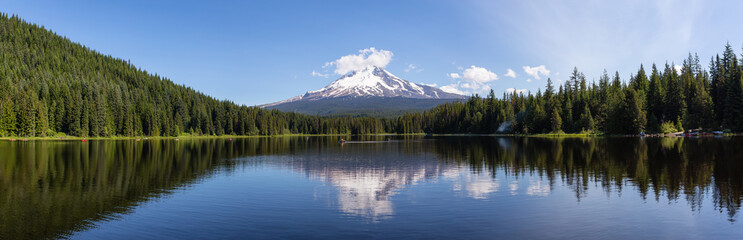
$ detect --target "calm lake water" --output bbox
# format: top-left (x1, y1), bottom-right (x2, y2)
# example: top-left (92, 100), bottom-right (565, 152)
top-left (1, 136), bottom-right (742, 239)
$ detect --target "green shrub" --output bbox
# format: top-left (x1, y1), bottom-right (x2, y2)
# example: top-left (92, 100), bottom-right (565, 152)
top-left (660, 121), bottom-right (678, 134)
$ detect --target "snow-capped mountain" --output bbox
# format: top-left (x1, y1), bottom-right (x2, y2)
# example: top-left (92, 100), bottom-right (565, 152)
top-left (263, 66), bottom-right (463, 107)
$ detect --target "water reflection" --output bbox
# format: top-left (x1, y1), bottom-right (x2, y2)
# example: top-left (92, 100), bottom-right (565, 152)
top-left (284, 141), bottom-right (444, 220)
top-left (282, 137), bottom-right (743, 222)
top-left (0, 136), bottom-right (418, 238)
top-left (430, 137), bottom-right (742, 221)
top-left (1, 136), bottom-right (742, 239)
top-left (0, 139), bottom-right (252, 239)
top-left (328, 168), bottom-right (411, 218)
top-left (443, 168), bottom-right (500, 199)
top-left (526, 180), bottom-right (551, 197)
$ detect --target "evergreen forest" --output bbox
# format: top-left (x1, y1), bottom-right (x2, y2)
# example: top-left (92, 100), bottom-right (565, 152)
top-left (2, 13), bottom-right (743, 137)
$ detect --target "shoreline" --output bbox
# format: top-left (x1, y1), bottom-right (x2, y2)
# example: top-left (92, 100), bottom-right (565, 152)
top-left (0, 134), bottom-right (353, 141)
top-left (1, 132), bottom-right (738, 141)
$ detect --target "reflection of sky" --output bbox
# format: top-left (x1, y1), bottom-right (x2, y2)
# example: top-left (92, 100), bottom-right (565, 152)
top-left (526, 180), bottom-right (551, 197)
top-left (320, 168), bottom-right (428, 219)
top-left (465, 177), bottom-right (500, 199)
top-left (73, 159), bottom-right (743, 239)
top-left (313, 164), bottom-right (557, 220)
top-left (509, 181), bottom-right (519, 195)
top-left (444, 168), bottom-right (501, 199)
top-left (68, 137), bottom-right (743, 239)
top-left (445, 168), bottom-right (553, 199)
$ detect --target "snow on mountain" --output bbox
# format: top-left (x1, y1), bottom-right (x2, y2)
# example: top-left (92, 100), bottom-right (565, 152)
top-left (263, 66), bottom-right (463, 107)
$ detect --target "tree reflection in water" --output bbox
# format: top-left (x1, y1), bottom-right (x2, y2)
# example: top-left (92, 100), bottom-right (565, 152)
top-left (283, 136), bottom-right (742, 222)
top-left (0, 136), bottom-right (741, 239)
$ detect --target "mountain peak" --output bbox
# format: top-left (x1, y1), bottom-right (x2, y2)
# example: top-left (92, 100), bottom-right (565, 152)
top-left (322, 66), bottom-right (408, 95)
top-left (307, 67), bottom-right (462, 100)
top-left (262, 67), bottom-right (464, 108)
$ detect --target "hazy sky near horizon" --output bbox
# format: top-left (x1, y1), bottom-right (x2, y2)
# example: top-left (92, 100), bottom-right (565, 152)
top-left (2, 1), bottom-right (743, 105)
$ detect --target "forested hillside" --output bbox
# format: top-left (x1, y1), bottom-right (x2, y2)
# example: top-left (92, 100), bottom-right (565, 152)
top-left (0, 13), bottom-right (395, 137)
top-left (396, 45), bottom-right (743, 134)
top-left (1, 13), bottom-right (742, 137)
top-left (267, 96), bottom-right (460, 117)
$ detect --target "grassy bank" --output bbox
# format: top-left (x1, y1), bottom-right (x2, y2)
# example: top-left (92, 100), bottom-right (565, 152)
top-left (3, 132), bottom-right (739, 142)
top-left (531, 133), bottom-right (601, 138)
top-left (0, 133), bottom-right (357, 141)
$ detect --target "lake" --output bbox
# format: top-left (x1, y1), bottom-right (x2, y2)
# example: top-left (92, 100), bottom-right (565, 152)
top-left (1, 136), bottom-right (742, 239)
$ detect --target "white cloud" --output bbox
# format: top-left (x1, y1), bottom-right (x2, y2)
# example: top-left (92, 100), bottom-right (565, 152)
top-left (324, 47), bottom-right (393, 75)
top-left (526, 181), bottom-right (550, 197)
top-left (464, 65), bottom-right (498, 83)
top-left (443, 66), bottom-right (498, 95)
top-left (405, 64), bottom-right (422, 73)
top-left (509, 180), bottom-right (519, 195)
top-left (506, 88), bottom-right (527, 94)
top-left (441, 84), bottom-right (467, 95)
top-left (523, 65), bottom-right (550, 80)
top-left (466, 178), bottom-right (500, 199)
top-left (311, 70), bottom-right (329, 78)
top-left (420, 82), bottom-right (437, 87)
top-left (505, 68), bottom-right (517, 78)
top-left (674, 65), bottom-right (683, 75)
top-left (526, 79), bottom-right (533, 82)
top-left (471, 1), bottom-right (712, 84)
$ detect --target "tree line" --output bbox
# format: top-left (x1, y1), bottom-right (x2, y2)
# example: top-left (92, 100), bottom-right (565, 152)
top-left (0, 13), bottom-right (396, 137)
top-left (398, 44), bottom-right (743, 135)
top-left (2, 13), bottom-right (743, 137)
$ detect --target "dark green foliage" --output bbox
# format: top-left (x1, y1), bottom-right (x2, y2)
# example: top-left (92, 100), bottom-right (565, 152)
top-left (2, 13), bottom-right (743, 136)
top-left (550, 107), bottom-right (562, 133)
top-left (578, 104), bottom-right (594, 132)
top-left (682, 54), bottom-right (714, 129)
top-left (0, 14), bottom-right (395, 137)
top-left (399, 43), bottom-right (743, 134)
top-left (616, 88), bottom-right (646, 134)
top-left (722, 45), bottom-right (743, 131)
top-left (646, 64), bottom-right (664, 131)
top-left (664, 63), bottom-right (686, 124)
top-left (631, 64), bottom-right (649, 94)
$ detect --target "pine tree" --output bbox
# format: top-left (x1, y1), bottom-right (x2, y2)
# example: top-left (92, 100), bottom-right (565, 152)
top-left (545, 78), bottom-right (555, 101)
top-left (614, 88), bottom-right (646, 134)
top-left (578, 105), bottom-right (594, 132)
top-left (647, 64), bottom-right (664, 132)
top-left (36, 101), bottom-right (49, 136)
top-left (550, 107), bottom-right (562, 133)
top-left (595, 70), bottom-right (610, 130)
top-left (632, 64), bottom-right (649, 95)
top-left (723, 47), bottom-right (743, 131)
top-left (0, 95), bottom-right (17, 136)
top-left (562, 96), bottom-right (573, 132)
top-left (664, 63), bottom-right (686, 124)
top-left (710, 55), bottom-right (726, 127)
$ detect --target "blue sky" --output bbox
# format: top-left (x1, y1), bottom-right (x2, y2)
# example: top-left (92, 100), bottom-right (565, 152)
top-left (2, 1), bottom-right (742, 105)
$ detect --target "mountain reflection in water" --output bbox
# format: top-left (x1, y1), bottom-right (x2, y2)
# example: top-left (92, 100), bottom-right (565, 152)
top-left (278, 136), bottom-right (742, 222)
top-left (1, 136), bottom-right (742, 239)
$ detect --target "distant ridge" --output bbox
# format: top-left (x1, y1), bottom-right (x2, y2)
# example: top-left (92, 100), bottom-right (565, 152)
top-left (262, 66), bottom-right (464, 116)
top-left (0, 13), bottom-right (400, 137)
top-left (267, 96), bottom-right (462, 117)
